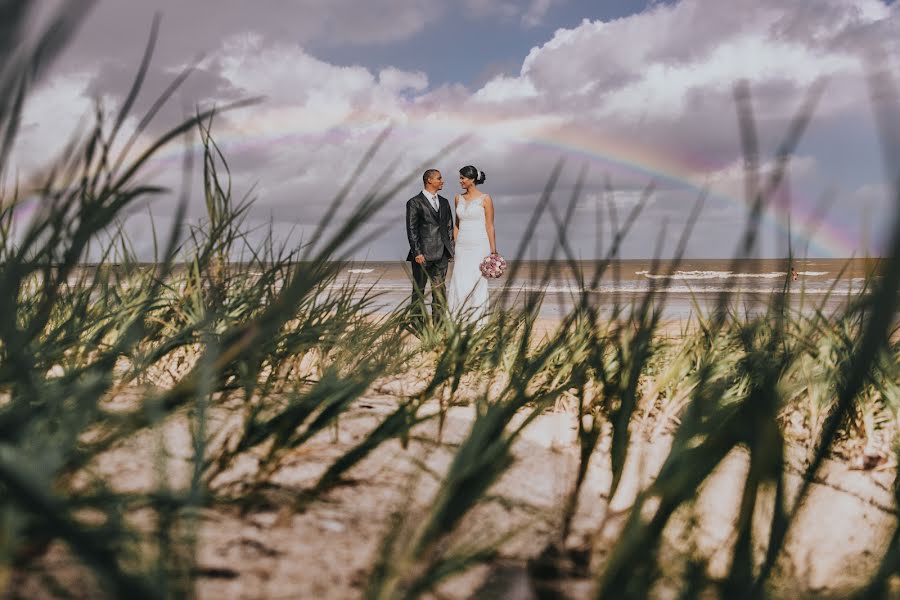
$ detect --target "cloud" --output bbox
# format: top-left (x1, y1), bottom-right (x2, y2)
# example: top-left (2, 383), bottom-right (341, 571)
top-left (84, 60), bottom-right (245, 135)
top-left (465, 0), bottom-right (898, 255)
top-left (50, 0), bottom-right (445, 64)
top-left (702, 155), bottom-right (820, 201)
top-left (10, 0), bottom-right (900, 259)
top-left (459, 0), bottom-right (898, 199)
top-left (378, 68), bottom-right (429, 95)
top-left (12, 72), bottom-right (96, 176)
top-left (462, 0), bottom-right (519, 20)
top-left (851, 182), bottom-right (898, 249)
top-left (509, 0), bottom-right (893, 120)
top-left (461, 0), bottom-right (561, 27)
top-left (522, 0), bottom-right (562, 27)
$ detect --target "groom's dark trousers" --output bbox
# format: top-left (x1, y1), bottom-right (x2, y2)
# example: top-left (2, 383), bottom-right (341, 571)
top-left (406, 191), bottom-right (454, 331)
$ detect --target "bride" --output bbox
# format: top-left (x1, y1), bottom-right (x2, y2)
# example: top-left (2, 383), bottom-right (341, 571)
top-left (446, 165), bottom-right (497, 324)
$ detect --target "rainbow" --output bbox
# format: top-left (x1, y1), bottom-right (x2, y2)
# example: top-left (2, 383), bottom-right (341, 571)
top-left (133, 104), bottom-right (861, 258)
top-left (519, 126), bottom-right (861, 258)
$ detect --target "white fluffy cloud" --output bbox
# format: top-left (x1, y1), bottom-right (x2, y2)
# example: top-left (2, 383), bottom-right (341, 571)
top-left (493, 0), bottom-right (896, 128)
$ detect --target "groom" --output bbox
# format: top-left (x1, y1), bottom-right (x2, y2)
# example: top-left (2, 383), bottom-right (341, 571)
top-left (406, 169), bottom-right (454, 332)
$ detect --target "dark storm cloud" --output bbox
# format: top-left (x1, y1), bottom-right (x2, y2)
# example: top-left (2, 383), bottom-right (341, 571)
top-left (85, 60), bottom-right (245, 134)
top-left (46, 0), bottom-right (444, 67)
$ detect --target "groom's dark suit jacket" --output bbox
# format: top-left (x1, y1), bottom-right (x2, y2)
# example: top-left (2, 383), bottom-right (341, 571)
top-left (406, 192), bottom-right (454, 262)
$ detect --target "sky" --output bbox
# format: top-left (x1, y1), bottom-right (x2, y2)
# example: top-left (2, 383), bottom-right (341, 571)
top-left (10, 0), bottom-right (900, 260)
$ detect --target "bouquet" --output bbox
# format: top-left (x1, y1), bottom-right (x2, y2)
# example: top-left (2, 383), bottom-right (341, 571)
top-left (479, 253), bottom-right (507, 278)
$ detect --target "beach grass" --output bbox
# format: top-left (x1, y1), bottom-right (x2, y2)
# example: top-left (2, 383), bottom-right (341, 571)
top-left (2, 5), bottom-right (900, 599)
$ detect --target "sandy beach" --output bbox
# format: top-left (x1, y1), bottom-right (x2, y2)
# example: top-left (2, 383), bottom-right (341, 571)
top-left (8, 314), bottom-right (898, 600)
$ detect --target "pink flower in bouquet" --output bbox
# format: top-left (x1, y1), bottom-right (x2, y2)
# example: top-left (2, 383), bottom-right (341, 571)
top-left (479, 253), bottom-right (507, 278)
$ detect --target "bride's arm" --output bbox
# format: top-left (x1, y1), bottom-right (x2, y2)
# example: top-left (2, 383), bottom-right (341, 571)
top-left (453, 195), bottom-right (460, 241)
top-left (484, 195), bottom-right (497, 254)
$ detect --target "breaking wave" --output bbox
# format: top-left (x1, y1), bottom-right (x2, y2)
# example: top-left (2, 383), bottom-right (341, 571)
top-left (635, 270), bottom-right (829, 281)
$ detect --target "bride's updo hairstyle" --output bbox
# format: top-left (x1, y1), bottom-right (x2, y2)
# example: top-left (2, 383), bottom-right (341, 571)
top-left (460, 165), bottom-right (486, 185)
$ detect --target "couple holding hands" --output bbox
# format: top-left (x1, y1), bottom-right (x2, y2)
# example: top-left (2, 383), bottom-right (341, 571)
top-left (405, 165), bottom-right (503, 332)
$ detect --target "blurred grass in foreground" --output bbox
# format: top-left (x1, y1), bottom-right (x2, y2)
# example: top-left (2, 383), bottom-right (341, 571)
top-left (1, 5), bottom-right (900, 599)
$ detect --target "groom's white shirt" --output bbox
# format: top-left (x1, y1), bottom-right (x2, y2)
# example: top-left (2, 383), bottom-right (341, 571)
top-left (422, 189), bottom-right (439, 212)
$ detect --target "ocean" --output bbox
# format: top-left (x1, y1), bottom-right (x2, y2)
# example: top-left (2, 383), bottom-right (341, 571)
top-left (335, 258), bottom-right (882, 321)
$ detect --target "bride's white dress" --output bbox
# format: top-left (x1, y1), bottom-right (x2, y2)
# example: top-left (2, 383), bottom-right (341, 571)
top-left (447, 194), bottom-right (490, 324)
